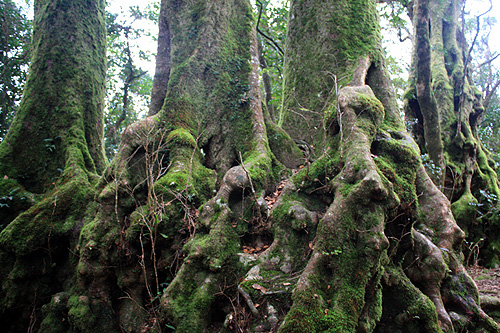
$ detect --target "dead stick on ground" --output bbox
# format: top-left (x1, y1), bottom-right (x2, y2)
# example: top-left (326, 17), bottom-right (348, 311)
top-left (238, 285), bottom-right (259, 316)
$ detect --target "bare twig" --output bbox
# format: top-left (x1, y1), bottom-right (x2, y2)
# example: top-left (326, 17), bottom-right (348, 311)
top-left (238, 285), bottom-right (259, 316)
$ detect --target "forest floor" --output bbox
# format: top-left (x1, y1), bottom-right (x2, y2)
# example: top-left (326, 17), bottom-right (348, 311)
top-left (467, 266), bottom-right (500, 298)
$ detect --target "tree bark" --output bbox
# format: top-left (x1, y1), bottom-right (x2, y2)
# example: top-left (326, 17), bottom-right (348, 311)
top-left (0, 0), bottom-right (499, 331)
top-left (0, 0), bottom-right (106, 193)
top-left (0, 0), bottom-right (106, 330)
top-left (148, 0), bottom-right (170, 116)
top-left (405, 0), bottom-right (500, 266)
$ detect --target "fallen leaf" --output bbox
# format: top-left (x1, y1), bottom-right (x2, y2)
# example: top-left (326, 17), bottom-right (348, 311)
top-left (252, 284), bottom-right (267, 293)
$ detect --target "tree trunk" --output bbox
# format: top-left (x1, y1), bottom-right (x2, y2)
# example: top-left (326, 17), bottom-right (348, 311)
top-left (148, 0), bottom-right (170, 116)
top-left (0, 0), bottom-right (499, 332)
top-left (0, 0), bottom-right (106, 330)
top-left (0, 0), bottom-right (106, 193)
top-left (405, 0), bottom-right (500, 266)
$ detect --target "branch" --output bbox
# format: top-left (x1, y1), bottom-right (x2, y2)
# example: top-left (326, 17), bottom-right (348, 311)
top-left (256, 0), bottom-right (284, 56)
top-left (478, 53), bottom-right (500, 68)
top-left (483, 77), bottom-right (500, 109)
top-left (238, 285), bottom-right (259, 316)
top-left (464, 1), bottom-right (492, 71)
top-left (457, 0), bottom-right (492, 137)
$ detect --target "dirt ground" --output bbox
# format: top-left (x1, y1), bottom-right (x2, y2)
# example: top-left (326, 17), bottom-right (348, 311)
top-left (467, 266), bottom-right (500, 299)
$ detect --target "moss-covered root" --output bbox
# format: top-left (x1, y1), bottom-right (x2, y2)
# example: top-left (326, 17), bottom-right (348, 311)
top-left (280, 85), bottom-right (396, 332)
top-left (378, 264), bottom-right (443, 332)
top-left (0, 164), bottom-right (96, 329)
top-left (441, 269), bottom-right (500, 332)
top-left (158, 150), bottom-right (272, 330)
top-left (412, 166), bottom-right (500, 332)
top-left (160, 210), bottom-right (239, 331)
top-left (405, 230), bottom-right (452, 331)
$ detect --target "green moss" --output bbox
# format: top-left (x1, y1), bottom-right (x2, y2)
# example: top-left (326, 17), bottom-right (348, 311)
top-left (241, 149), bottom-right (274, 190)
top-left (155, 147), bottom-right (216, 204)
top-left (167, 128), bottom-right (197, 147)
top-left (292, 154), bottom-right (341, 191)
top-left (476, 146), bottom-right (500, 198)
top-left (280, 0), bottom-right (383, 150)
top-left (451, 192), bottom-right (477, 235)
top-left (379, 265), bottom-right (443, 332)
top-left (279, 288), bottom-right (324, 332)
top-left (339, 183), bottom-right (355, 197)
top-left (351, 93), bottom-right (385, 130)
top-left (39, 293), bottom-right (70, 332)
top-left (266, 119), bottom-right (303, 169)
top-left (0, 0), bottom-right (106, 193)
top-left (0, 175), bottom-right (94, 255)
top-left (162, 0), bottom-right (255, 176)
top-left (66, 295), bottom-right (115, 331)
top-left (183, 214), bottom-right (240, 271)
top-left (270, 196), bottom-right (318, 262)
top-left (0, 179), bottom-right (36, 229)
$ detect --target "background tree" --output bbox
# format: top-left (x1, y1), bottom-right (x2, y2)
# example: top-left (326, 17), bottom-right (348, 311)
top-left (472, 15), bottom-right (500, 165)
top-left (0, 0), bottom-right (499, 332)
top-left (254, 0), bottom-right (288, 120)
top-left (0, 0), bottom-right (31, 139)
top-left (404, 0), bottom-right (500, 265)
top-left (105, 9), bottom-right (154, 158)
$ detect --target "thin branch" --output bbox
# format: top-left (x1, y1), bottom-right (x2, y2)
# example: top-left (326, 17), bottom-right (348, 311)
top-left (478, 53), bottom-right (500, 68)
top-left (256, 0), bottom-right (284, 56)
top-left (483, 77), bottom-right (500, 108)
top-left (464, 1), bottom-right (492, 71)
top-left (237, 285), bottom-right (259, 316)
top-left (457, 0), bottom-right (492, 137)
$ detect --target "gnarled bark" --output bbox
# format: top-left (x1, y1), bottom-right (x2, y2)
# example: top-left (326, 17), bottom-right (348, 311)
top-left (0, 0), bottom-right (499, 332)
top-left (405, 0), bottom-right (500, 266)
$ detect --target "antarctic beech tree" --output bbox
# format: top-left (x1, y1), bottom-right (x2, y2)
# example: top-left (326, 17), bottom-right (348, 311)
top-left (404, 0), bottom-right (500, 266)
top-left (0, 0), bottom-right (107, 330)
top-left (0, 0), bottom-right (499, 332)
top-left (148, 0), bottom-right (170, 116)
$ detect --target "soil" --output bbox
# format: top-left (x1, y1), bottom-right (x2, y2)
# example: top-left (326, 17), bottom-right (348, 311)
top-left (467, 266), bottom-right (500, 299)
